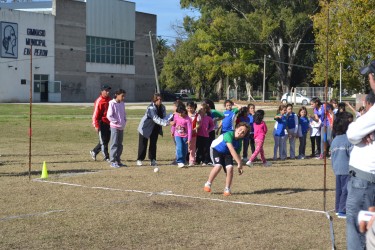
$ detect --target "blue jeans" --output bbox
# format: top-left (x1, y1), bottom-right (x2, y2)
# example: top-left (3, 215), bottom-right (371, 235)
top-left (175, 136), bottom-right (188, 164)
top-left (273, 135), bottom-right (286, 160)
top-left (346, 176), bottom-right (375, 250)
top-left (335, 175), bottom-right (349, 213)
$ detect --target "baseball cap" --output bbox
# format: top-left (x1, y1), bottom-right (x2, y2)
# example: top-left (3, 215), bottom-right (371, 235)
top-left (101, 84), bottom-right (111, 91)
top-left (360, 60), bottom-right (375, 75)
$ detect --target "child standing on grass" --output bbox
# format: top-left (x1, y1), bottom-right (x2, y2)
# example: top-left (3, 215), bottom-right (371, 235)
top-left (297, 106), bottom-right (309, 159)
top-left (203, 122), bottom-right (250, 196)
top-left (171, 105), bottom-right (192, 168)
top-left (273, 105), bottom-right (287, 160)
top-left (309, 117), bottom-right (321, 158)
top-left (187, 101), bottom-right (200, 166)
top-left (196, 103), bottom-right (215, 165)
top-left (246, 110), bottom-right (271, 167)
top-left (220, 99), bottom-right (240, 134)
top-left (285, 104), bottom-right (299, 159)
top-left (330, 111), bottom-right (353, 219)
top-left (235, 107), bottom-right (250, 161)
top-left (107, 89), bottom-right (127, 168)
top-left (246, 104), bottom-right (256, 160)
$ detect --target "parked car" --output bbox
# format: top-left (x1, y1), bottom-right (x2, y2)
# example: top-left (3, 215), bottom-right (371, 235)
top-left (161, 91), bottom-right (180, 101)
top-left (281, 93), bottom-right (310, 105)
top-left (174, 93), bottom-right (190, 100)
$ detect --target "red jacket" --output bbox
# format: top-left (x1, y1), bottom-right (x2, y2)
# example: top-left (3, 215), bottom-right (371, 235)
top-left (92, 95), bottom-right (110, 128)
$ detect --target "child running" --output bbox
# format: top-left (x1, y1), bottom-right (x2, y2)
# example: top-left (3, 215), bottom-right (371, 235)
top-left (106, 89), bottom-right (127, 168)
top-left (297, 106), bottom-right (309, 159)
top-left (273, 105), bottom-right (287, 160)
top-left (186, 101), bottom-right (200, 166)
top-left (246, 110), bottom-right (271, 167)
top-left (330, 111), bottom-right (353, 219)
top-left (171, 105), bottom-right (192, 168)
top-left (203, 122), bottom-right (250, 196)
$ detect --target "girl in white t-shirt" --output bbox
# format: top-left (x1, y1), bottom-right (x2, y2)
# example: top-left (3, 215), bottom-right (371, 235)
top-left (309, 118), bottom-right (321, 158)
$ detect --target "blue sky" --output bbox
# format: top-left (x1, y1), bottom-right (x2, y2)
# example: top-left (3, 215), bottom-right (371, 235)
top-left (130, 0), bottom-right (198, 43)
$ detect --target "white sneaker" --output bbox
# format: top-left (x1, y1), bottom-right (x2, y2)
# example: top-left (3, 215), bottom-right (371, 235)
top-left (246, 160), bottom-right (253, 167)
top-left (177, 163), bottom-right (185, 168)
top-left (263, 162), bottom-right (272, 167)
top-left (150, 160), bottom-right (157, 166)
top-left (136, 160), bottom-right (142, 166)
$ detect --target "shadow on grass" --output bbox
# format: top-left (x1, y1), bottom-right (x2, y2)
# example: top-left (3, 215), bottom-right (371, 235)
top-left (0, 169), bottom-right (98, 177)
top-left (233, 187), bottom-right (335, 196)
top-left (0, 159), bottom-right (100, 166)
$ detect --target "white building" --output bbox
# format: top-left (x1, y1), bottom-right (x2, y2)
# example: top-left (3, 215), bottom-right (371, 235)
top-left (0, 0), bottom-right (157, 102)
top-left (0, 8), bottom-right (55, 102)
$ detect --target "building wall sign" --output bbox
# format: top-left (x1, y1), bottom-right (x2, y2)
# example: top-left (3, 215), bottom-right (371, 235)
top-left (0, 22), bottom-right (18, 58)
top-left (23, 27), bottom-right (48, 57)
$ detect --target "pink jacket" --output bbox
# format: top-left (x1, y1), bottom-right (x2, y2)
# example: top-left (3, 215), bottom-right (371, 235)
top-left (171, 114), bottom-right (192, 141)
top-left (107, 99), bottom-right (126, 130)
top-left (197, 115), bottom-right (214, 138)
top-left (253, 121), bottom-right (267, 141)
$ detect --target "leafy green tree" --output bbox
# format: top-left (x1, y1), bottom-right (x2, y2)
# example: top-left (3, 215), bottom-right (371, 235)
top-left (180, 0), bottom-right (319, 97)
top-left (313, 0), bottom-right (375, 93)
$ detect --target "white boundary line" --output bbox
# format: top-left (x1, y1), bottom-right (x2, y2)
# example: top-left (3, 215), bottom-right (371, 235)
top-left (33, 179), bottom-right (328, 215)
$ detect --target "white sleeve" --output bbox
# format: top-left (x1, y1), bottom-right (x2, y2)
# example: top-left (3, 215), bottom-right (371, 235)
top-left (294, 115), bottom-right (299, 134)
top-left (347, 105), bottom-right (375, 144)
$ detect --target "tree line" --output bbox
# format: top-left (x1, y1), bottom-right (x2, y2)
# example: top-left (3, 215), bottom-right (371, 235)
top-left (157, 0), bottom-right (375, 100)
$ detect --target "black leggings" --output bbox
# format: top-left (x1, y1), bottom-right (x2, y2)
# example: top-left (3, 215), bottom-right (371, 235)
top-left (310, 136), bottom-right (321, 156)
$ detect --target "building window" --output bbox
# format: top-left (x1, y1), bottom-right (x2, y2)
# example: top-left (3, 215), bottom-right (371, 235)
top-left (86, 36), bottom-right (134, 65)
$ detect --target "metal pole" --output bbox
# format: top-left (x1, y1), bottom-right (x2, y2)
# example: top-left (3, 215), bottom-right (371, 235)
top-left (323, 1), bottom-right (330, 212)
top-left (339, 62), bottom-right (342, 102)
top-left (149, 31), bottom-right (160, 93)
top-left (262, 55), bottom-right (266, 102)
top-left (28, 44), bottom-right (33, 180)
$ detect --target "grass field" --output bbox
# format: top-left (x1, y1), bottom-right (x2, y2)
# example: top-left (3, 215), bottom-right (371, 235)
top-left (0, 103), bottom-right (346, 249)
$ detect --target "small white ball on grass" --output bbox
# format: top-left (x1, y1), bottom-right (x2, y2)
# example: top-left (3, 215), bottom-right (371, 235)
top-left (154, 167), bottom-right (159, 173)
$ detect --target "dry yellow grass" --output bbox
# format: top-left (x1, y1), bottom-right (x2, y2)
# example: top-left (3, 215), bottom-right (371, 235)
top-left (0, 104), bottom-right (346, 249)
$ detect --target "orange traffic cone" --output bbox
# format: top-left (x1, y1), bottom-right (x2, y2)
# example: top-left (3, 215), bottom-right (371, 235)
top-left (40, 161), bottom-right (48, 179)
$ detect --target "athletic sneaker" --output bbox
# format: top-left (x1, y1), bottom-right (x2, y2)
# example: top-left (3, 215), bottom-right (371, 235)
top-left (118, 162), bottom-right (127, 167)
top-left (223, 187), bottom-right (231, 196)
top-left (177, 163), bottom-right (185, 168)
top-left (136, 160), bottom-right (142, 166)
top-left (203, 183), bottom-right (211, 192)
top-left (89, 150), bottom-right (96, 161)
top-left (242, 157), bottom-right (248, 163)
top-left (104, 158), bottom-right (110, 162)
top-left (150, 160), bottom-right (157, 166)
top-left (245, 160), bottom-right (253, 167)
top-left (263, 161), bottom-right (272, 167)
top-left (337, 212), bottom-right (346, 219)
top-left (315, 154), bottom-right (323, 160)
top-left (188, 162), bottom-right (195, 167)
top-left (110, 162), bottom-right (120, 168)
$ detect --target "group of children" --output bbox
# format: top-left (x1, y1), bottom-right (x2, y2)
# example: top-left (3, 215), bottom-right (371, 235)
top-left (102, 91), bottom-right (375, 200)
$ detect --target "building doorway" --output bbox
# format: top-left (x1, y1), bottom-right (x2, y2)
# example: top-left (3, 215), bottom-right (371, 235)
top-left (34, 74), bottom-right (49, 102)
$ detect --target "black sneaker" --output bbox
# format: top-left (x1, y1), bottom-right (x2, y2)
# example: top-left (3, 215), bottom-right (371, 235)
top-left (90, 150), bottom-right (96, 161)
top-left (104, 157), bottom-right (110, 162)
